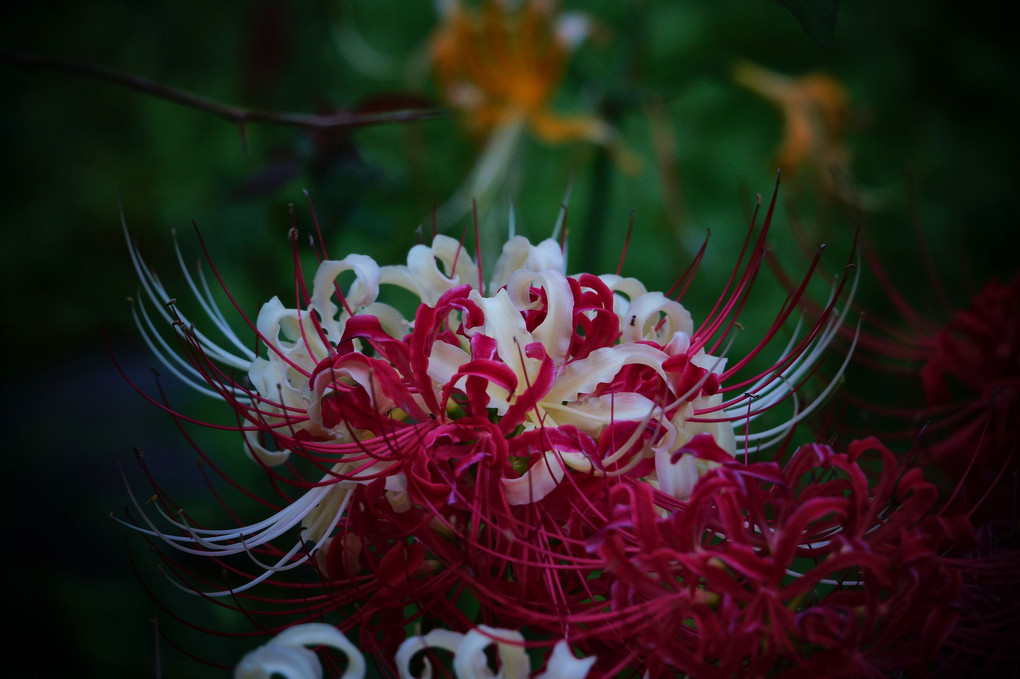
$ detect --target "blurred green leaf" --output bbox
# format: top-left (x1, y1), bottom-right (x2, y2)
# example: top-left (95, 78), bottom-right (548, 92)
top-left (773, 0), bottom-right (839, 45)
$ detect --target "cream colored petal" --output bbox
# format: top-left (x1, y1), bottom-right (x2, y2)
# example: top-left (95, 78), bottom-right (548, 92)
top-left (255, 296), bottom-right (331, 364)
top-left (430, 234), bottom-right (482, 292)
top-left (426, 340), bottom-right (472, 389)
top-left (235, 643), bottom-right (321, 679)
top-left (396, 629), bottom-right (464, 679)
top-left (618, 292), bottom-right (693, 344)
top-left (489, 236), bottom-right (532, 291)
top-left (690, 348), bottom-right (728, 376)
top-left (380, 234), bottom-right (479, 306)
top-left (653, 395), bottom-right (737, 499)
top-left (248, 356), bottom-right (316, 424)
top-left (535, 640), bottom-right (596, 679)
top-left (311, 254), bottom-right (382, 341)
top-left (655, 440), bottom-right (700, 500)
top-left (489, 236), bottom-right (565, 291)
top-left (502, 451), bottom-right (567, 506)
top-left (663, 330), bottom-right (692, 356)
top-left (426, 326), bottom-right (516, 414)
top-left (542, 392), bottom-right (659, 437)
top-left (525, 238), bottom-right (567, 274)
top-left (504, 269), bottom-right (574, 366)
top-left (299, 480), bottom-right (354, 544)
top-left (684, 392), bottom-right (737, 457)
top-left (235, 623), bottom-right (365, 679)
top-left (467, 289), bottom-right (538, 391)
top-left (596, 274), bottom-right (649, 303)
top-left (358, 301), bottom-right (413, 339)
top-left (243, 428), bottom-right (292, 468)
top-left (310, 359), bottom-right (398, 416)
top-left (544, 343), bottom-right (671, 403)
top-left (453, 626), bottom-right (528, 679)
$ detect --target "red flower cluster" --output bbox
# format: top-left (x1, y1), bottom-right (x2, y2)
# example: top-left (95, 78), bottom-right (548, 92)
top-left (596, 437), bottom-right (976, 678)
top-left (115, 195), bottom-right (1019, 677)
top-left (920, 273), bottom-right (1020, 518)
top-left (814, 234), bottom-right (1020, 527)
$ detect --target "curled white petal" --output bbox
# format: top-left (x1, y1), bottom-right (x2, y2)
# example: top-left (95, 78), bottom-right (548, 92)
top-left (596, 274), bottom-right (650, 308)
top-left (467, 288), bottom-right (538, 393)
top-left (396, 629), bottom-right (465, 679)
top-left (618, 291), bottom-right (693, 344)
top-left (311, 254), bottom-right (382, 341)
top-left (256, 296), bottom-right (330, 364)
top-left (535, 640), bottom-right (596, 679)
top-left (542, 392), bottom-right (660, 436)
top-left (392, 235), bottom-right (480, 299)
top-left (655, 443), bottom-right (701, 499)
top-left (243, 427), bottom-right (292, 467)
top-left (235, 643), bottom-right (322, 679)
top-left (490, 236), bottom-right (565, 290)
top-left (543, 343), bottom-right (671, 404)
top-left (504, 268), bottom-right (574, 366)
top-left (235, 623), bottom-right (365, 679)
top-left (453, 626), bottom-right (528, 679)
top-left (503, 451), bottom-right (568, 505)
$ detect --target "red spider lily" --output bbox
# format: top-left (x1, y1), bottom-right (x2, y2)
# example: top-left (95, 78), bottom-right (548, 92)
top-left (593, 436), bottom-right (1017, 678)
top-left (112, 185), bottom-right (857, 674)
top-left (787, 224), bottom-right (1020, 526)
top-left (918, 273), bottom-right (1020, 516)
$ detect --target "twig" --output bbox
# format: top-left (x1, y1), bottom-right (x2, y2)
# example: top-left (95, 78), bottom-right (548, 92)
top-left (2, 48), bottom-right (445, 139)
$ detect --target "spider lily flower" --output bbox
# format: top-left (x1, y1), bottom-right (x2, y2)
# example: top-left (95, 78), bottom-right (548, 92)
top-left (733, 61), bottom-right (853, 201)
top-left (428, 0), bottom-right (636, 236)
top-left (115, 185), bottom-right (854, 673)
top-left (236, 622), bottom-right (596, 679)
top-left (431, 0), bottom-right (608, 147)
top-left (342, 0), bottom-right (635, 259)
top-left (790, 230), bottom-right (1020, 524)
top-left (594, 436), bottom-right (1018, 677)
top-left (235, 623), bottom-right (365, 679)
top-left (918, 273), bottom-right (1019, 503)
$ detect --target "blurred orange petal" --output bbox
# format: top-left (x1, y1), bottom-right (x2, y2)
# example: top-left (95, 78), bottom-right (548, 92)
top-left (733, 60), bottom-right (849, 177)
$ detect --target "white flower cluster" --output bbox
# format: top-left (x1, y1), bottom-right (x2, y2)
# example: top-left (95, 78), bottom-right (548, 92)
top-left (235, 623), bottom-right (596, 679)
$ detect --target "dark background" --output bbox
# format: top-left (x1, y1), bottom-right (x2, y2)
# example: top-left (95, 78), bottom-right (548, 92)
top-left (3, 1), bottom-right (1018, 676)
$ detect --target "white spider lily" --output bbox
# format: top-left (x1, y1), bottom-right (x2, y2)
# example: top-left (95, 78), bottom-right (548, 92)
top-left (235, 623), bottom-right (596, 679)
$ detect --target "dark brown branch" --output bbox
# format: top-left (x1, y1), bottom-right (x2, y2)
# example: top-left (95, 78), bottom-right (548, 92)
top-left (2, 48), bottom-right (445, 133)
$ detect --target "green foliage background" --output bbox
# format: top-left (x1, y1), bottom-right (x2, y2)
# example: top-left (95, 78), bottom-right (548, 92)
top-left (2, 1), bottom-right (1018, 676)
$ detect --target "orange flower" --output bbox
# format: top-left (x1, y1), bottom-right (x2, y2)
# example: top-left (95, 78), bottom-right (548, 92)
top-left (733, 60), bottom-right (850, 183)
top-left (431, 0), bottom-right (610, 146)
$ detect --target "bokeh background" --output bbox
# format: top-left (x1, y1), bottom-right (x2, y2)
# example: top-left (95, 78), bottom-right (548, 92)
top-left (3, 1), bottom-right (1018, 676)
